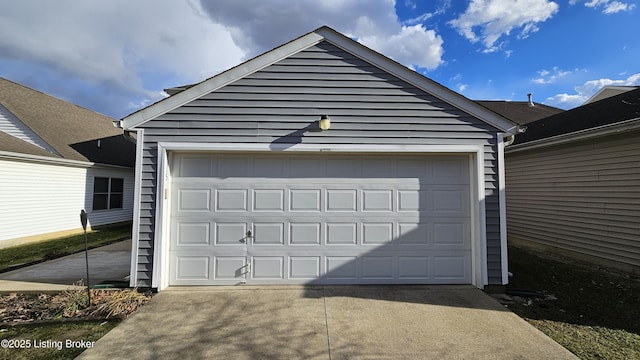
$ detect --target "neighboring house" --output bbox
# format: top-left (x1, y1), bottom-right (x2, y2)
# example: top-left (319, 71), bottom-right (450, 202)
top-left (119, 26), bottom-right (523, 291)
top-left (505, 87), bottom-right (640, 275)
top-left (0, 78), bottom-right (135, 247)
top-left (584, 85), bottom-right (638, 105)
top-left (476, 95), bottom-right (564, 125)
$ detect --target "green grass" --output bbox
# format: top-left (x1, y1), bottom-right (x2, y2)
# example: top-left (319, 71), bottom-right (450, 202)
top-left (0, 223), bottom-right (131, 273)
top-left (0, 320), bottom-right (119, 360)
top-left (507, 245), bottom-right (640, 359)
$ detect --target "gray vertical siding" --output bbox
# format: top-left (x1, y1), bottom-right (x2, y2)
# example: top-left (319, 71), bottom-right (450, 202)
top-left (134, 41), bottom-right (504, 286)
top-left (506, 130), bottom-right (640, 274)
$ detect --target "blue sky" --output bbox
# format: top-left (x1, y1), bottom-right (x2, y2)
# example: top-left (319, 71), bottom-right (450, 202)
top-left (0, 0), bottom-right (638, 119)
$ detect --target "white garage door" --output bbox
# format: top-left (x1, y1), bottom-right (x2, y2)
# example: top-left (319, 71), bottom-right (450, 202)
top-left (168, 153), bottom-right (472, 285)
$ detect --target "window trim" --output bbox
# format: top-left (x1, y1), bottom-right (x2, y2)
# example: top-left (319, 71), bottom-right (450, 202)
top-left (92, 176), bottom-right (124, 211)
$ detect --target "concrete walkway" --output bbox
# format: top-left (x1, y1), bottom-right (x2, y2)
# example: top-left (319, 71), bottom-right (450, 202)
top-left (77, 286), bottom-right (577, 360)
top-left (0, 240), bottom-right (131, 291)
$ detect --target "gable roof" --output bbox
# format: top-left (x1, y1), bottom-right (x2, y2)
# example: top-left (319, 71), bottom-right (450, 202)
top-left (475, 101), bottom-right (564, 125)
top-left (584, 85), bottom-right (639, 105)
top-left (0, 78), bottom-right (135, 167)
top-left (122, 26), bottom-right (519, 134)
top-left (512, 87), bottom-right (640, 147)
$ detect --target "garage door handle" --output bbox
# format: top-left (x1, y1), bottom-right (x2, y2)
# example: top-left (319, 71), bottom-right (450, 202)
top-left (246, 230), bottom-right (253, 238)
top-left (241, 263), bottom-right (251, 274)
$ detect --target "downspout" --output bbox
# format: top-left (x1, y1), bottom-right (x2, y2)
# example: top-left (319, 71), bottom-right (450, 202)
top-left (498, 125), bottom-right (526, 285)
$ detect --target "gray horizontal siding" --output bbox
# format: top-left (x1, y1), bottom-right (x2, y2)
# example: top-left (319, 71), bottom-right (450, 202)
top-left (506, 130), bottom-right (640, 273)
top-left (134, 40), bottom-right (503, 287)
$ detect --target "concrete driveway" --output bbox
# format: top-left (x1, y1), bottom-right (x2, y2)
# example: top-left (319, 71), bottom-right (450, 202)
top-left (0, 240), bottom-right (131, 290)
top-left (78, 286), bottom-right (577, 359)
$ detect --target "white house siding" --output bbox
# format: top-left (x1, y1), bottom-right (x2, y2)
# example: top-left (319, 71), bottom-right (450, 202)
top-left (85, 166), bottom-right (135, 227)
top-left (0, 158), bottom-right (134, 244)
top-left (132, 41), bottom-right (505, 287)
top-left (506, 130), bottom-right (640, 274)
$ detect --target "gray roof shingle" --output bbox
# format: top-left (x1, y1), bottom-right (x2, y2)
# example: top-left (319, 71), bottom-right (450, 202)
top-left (475, 101), bottom-right (564, 125)
top-left (513, 87), bottom-right (640, 145)
top-left (0, 78), bottom-right (134, 167)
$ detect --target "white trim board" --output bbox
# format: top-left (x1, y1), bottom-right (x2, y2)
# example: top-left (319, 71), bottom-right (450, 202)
top-left (129, 129), bottom-right (144, 288)
top-left (146, 142), bottom-right (489, 290)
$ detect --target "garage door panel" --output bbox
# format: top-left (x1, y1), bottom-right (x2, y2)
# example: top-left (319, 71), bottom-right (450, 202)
top-left (176, 222), bottom-right (211, 246)
top-left (290, 157), bottom-right (324, 177)
top-left (178, 155), bottom-right (212, 177)
top-left (178, 189), bottom-right (211, 212)
top-left (253, 157), bottom-right (285, 177)
top-left (433, 157), bottom-right (469, 183)
top-left (326, 256), bottom-right (358, 279)
top-left (362, 159), bottom-right (393, 177)
top-left (362, 223), bottom-right (393, 244)
top-left (361, 256), bottom-right (394, 279)
top-left (252, 223), bottom-right (284, 245)
top-left (215, 223), bottom-right (248, 245)
top-left (326, 158), bottom-right (359, 177)
top-left (169, 153), bottom-right (473, 285)
top-left (251, 256), bottom-right (284, 279)
top-left (289, 256), bottom-right (321, 278)
top-left (326, 223), bottom-right (357, 244)
top-left (326, 190), bottom-right (357, 211)
top-left (214, 257), bottom-right (248, 280)
top-left (216, 156), bottom-right (250, 177)
top-left (216, 189), bottom-right (248, 211)
top-left (290, 190), bottom-right (321, 211)
top-left (290, 223), bottom-right (321, 244)
top-left (362, 190), bottom-right (393, 211)
top-left (433, 256), bottom-right (469, 280)
top-left (398, 190), bottom-right (425, 211)
top-left (397, 159), bottom-right (429, 177)
top-left (397, 256), bottom-right (429, 279)
top-left (433, 221), bottom-right (471, 247)
top-left (430, 187), bottom-right (470, 217)
top-left (253, 189), bottom-right (284, 211)
top-left (175, 256), bottom-right (210, 281)
top-left (397, 223), bottom-right (430, 245)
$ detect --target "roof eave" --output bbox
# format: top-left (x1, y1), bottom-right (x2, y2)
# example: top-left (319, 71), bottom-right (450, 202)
top-left (122, 26), bottom-right (517, 133)
top-left (122, 31), bottom-right (325, 130)
top-left (315, 27), bottom-right (518, 134)
top-left (506, 116), bottom-right (640, 153)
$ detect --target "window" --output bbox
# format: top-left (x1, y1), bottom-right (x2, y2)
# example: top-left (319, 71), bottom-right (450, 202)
top-left (93, 177), bottom-right (124, 210)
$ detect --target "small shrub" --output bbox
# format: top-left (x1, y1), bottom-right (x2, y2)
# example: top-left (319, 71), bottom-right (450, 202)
top-left (92, 288), bottom-right (150, 318)
top-left (59, 281), bottom-right (90, 317)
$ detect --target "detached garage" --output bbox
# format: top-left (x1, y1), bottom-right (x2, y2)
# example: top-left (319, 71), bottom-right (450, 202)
top-left (120, 27), bottom-right (520, 291)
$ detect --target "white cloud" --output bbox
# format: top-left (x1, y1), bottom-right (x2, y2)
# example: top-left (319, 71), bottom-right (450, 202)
top-left (0, 0), bottom-right (245, 117)
top-left (403, 0), bottom-right (451, 25)
top-left (448, 0), bottom-right (559, 52)
top-left (359, 25), bottom-right (444, 70)
top-left (545, 73), bottom-right (640, 107)
top-left (531, 67), bottom-right (573, 84)
top-left (585, 0), bottom-right (636, 13)
top-left (458, 84), bottom-right (468, 92)
top-left (199, 0), bottom-right (445, 70)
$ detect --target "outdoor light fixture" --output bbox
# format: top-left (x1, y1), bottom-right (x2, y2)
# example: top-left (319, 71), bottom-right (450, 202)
top-left (319, 115), bottom-right (331, 130)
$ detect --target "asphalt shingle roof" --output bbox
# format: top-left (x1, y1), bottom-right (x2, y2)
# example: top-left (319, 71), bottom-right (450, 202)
top-left (513, 87), bottom-right (640, 145)
top-left (475, 101), bottom-right (564, 125)
top-left (0, 78), bottom-right (134, 167)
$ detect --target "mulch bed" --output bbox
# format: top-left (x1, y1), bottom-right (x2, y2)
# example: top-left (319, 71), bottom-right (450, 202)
top-left (0, 289), bottom-right (152, 325)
